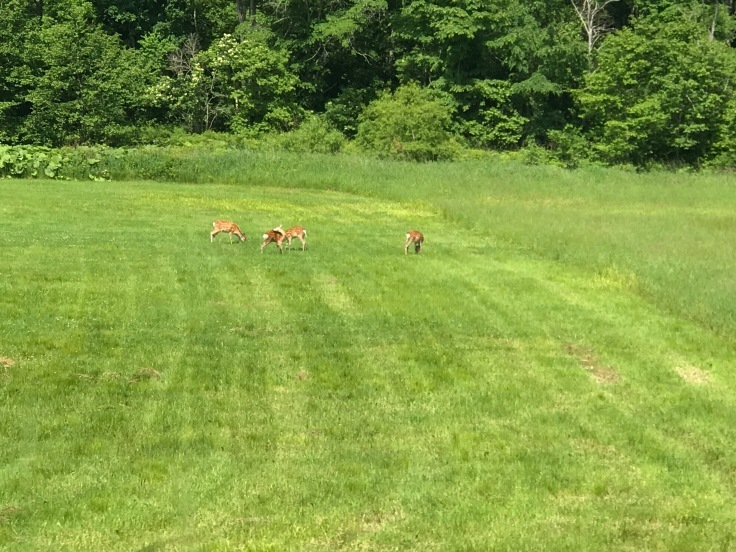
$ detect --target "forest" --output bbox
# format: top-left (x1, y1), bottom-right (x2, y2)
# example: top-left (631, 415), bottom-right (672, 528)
top-left (1, 0), bottom-right (736, 168)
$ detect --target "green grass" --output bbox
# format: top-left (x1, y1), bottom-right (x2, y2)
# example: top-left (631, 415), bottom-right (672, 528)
top-left (2, 163), bottom-right (736, 551)
top-left (103, 149), bottom-right (736, 340)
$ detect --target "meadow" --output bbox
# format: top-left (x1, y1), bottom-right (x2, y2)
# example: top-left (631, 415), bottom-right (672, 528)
top-left (1, 154), bottom-right (736, 550)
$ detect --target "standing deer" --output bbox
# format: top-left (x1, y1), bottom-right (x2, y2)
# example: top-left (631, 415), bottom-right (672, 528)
top-left (211, 220), bottom-right (246, 243)
top-left (260, 226), bottom-right (285, 253)
top-left (405, 230), bottom-right (424, 255)
top-left (283, 226), bottom-right (307, 251)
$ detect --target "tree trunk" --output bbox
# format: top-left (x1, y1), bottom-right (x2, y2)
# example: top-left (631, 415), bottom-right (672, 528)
top-left (709, 0), bottom-right (719, 41)
top-left (235, 0), bottom-right (246, 23)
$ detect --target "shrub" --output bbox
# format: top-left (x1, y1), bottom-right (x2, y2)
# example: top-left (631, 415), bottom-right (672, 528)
top-left (547, 126), bottom-right (589, 169)
top-left (268, 115), bottom-right (346, 154)
top-left (355, 83), bottom-right (461, 162)
top-left (0, 145), bottom-right (67, 179)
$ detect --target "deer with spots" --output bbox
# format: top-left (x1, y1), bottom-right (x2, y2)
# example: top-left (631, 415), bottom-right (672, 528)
top-left (260, 226), bottom-right (286, 253)
top-left (405, 230), bottom-right (424, 255)
top-left (283, 226), bottom-right (307, 251)
top-left (211, 220), bottom-right (246, 243)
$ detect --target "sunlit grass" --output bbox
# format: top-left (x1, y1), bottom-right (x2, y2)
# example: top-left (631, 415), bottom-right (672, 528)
top-left (1, 172), bottom-right (736, 550)
top-left (100, 150), bottom-right (736, 340)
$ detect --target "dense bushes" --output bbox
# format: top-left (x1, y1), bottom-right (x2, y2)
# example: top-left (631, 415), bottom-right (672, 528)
top-left (355, 84), bottom-right (461, 162)
top-left (266, 115), bottom-right (346, 154)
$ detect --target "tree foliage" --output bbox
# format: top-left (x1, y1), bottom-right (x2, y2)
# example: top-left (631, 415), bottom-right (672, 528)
top-left (355, 83), bottom-right (459, 161)
top-left (1, 0), bottom-right (736, 168)
top-left (164, 30), bottom-right (299, 133)
top-left (15, 1), bottom-right (152, 146)
top-left (577, 7), bottom-right (736, 166)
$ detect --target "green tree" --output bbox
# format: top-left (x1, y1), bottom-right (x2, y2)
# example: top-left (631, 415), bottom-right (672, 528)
top-left (259, 0), bottom-right (394, 117)
top-left (88, 0), bottom-right (168, 46)
top-left (163, 0), bottom-right (242, 48)
top-left (0, 0), bottom-right (35, 143)
top-left (165, 30), bottom-right (299, 133)
top-left (577, 7), bottom-right (736, 166)
top-left (393, 0), bottom-right (586, 148)
top-left (16, 0), bottom-right (155, 146)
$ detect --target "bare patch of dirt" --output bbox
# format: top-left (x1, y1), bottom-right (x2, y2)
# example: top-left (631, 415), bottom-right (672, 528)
top-left (76, 371), bottom-right (122, 382)
top-left (100, 371), bottom-right (122, 380)
top-left (0, 504), bottom-right (20, 522)
top-left (296, 369), bottom-right (309, 381)
top-left (0, 356), bottom-right (16, 369)
top-left (675, 364), bottom-right (710, 385)
top-left (360, 506), bottom-right (406, 533)
top-left (565, 343), bottom-right (620, 384)
top-left (77, 368), bottom-right (162, 383)
top-left (130, 367), bottom-right (161, 382)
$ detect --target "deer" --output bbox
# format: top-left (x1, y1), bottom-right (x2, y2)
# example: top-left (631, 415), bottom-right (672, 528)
top-left (283, 226), bottom-right (307, 251)
top-left (260, 225), bottom-right (286, 254)
top-left (405, 230), bottom-right (424, 255)
top-left (211, 220), bottom-right (247, 243)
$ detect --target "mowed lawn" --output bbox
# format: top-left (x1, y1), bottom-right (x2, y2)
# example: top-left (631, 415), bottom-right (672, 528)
top-left (2, 179), bottom-right (736, 551)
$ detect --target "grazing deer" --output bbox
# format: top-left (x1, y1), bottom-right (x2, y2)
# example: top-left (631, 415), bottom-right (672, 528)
top-left (405, 230), bottom-right (424, 255)
top-left (260, 226), bottom-right (285, 253)
top-left (283, 226), bottom-right (307, 251)
top-left (211, 220), bottom-right (246, 243)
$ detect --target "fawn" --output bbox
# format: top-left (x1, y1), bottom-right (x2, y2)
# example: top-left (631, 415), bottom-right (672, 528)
top-left (260, 226), bottom-right (285, 253)
top-left (283, 226), bottom-right (307, 251)
top-left (405, 230), bottom-right (424, 254)
top-left (211, 220), bottom-right (246, 243)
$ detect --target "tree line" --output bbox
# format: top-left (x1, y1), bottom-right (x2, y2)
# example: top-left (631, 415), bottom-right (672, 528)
top-left (1, 0), bottom-right (735, 168)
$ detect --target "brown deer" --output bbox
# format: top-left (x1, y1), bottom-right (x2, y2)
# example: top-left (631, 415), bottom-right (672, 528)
top-left (211, 220), bottom-right (246, 243)
top-left (260, 226), bottom-right (285, 253)
top-left (283, 226), bottom-right (307, 251)
top-left (405, 230), bottom-right (424, 255)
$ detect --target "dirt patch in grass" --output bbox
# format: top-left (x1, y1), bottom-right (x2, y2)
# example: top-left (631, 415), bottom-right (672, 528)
top-left (675, 364), bottom-right (710, 385)
top-left (130, 367), bottom-right (162, 382)
top-left (360, 506), bottom-right (406, 532)
top-left (0, 504), bottom-right (20, 523)
top-left (0, 356), bottom-right (16, 369)
top-left (75, 368), bottom-right (162, 383)
top-left (565, 343), bottom-right (620, 384)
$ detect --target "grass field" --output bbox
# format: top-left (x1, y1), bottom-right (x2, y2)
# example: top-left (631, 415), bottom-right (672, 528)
top-left (2, 159), bottom-right (736, 551)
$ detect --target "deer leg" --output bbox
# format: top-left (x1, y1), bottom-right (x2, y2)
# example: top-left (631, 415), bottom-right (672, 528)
top-left (261, 236), bottom-right (276, 252)
top-left (211, 230), bottom-right (220, 242)
top-left (405, 239), bottom-right (412, 255)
